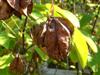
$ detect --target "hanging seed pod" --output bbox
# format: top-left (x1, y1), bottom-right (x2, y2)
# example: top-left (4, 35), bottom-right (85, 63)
top-left (7, 0), bottom-right (33, 16)
top-left (31, 17), bottom-right (73, 61)
top-left (9, 55), bottom-right (25, 75)
top-left (0, 0), bottom-right (13, 20)
top-left (44, 17), bottom-right (71, 61)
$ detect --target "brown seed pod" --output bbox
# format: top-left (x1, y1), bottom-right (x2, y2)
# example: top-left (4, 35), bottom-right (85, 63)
top-left (7, 0), bottom-right (33, 16)
top-left (0, 0), bottom-right (13, 20)
top-left (6, 0), bottom-right (20, 12)
top-left (31, 17), bottom-right (73, 61)
top-left (20, 0), bottom-right (31, 9)
top-left (44, 18), bottom-right (70, 61)
top-left (9, 55), bottom-right (25, 75)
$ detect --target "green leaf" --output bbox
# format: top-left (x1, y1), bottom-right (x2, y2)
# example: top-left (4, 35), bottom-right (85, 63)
top-left (0, 32), bottom-right (16, 49)
top-left (0, 67), bottom-right (12, 75)
top-left (69, 44), bottom-right (78, 63)
top-left (72, 28), bottom-right (88, 68)
top-left (0, 54), bottom-right (13, 69)
top-left (87, 3), bottom-right (100, 7)
top-left (34, 45), bottom-right (48, 61)
top-left (45, 4), bottom-right (62, 17)
top-left (84, 36), bottom-right (98, 53)
top-left (80, 14), bottom-right (93, 28)
top-left (88, 47), bottom-right (100, 67)
top-left (0, 54), bottom-right (13, 75)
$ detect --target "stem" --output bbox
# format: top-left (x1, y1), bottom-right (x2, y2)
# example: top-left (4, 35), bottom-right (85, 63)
top-left (73, 0), bottom-right (76, 14)
top-left (22, 16), bottom-right (28, 54)
top-left (51, 0), bottom-right (54, 16)
top-left (91, 2), bottom-right (100, 34)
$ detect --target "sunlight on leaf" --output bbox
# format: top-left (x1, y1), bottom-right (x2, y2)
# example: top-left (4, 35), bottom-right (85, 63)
top-left (0, 54), bottom-right (13, 69)
top-left (72, 28), bottom-right (88, 68)
top-left (84, 36), bottom-right (98, 53)
top-left (0, 32), bottom-right (16, 49)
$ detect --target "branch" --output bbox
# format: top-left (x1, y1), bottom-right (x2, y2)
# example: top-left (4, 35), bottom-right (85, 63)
top-left (21, 16), bottom-right (28, 54)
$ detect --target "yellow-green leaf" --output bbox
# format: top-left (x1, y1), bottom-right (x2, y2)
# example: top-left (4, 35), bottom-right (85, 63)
top-left (72, 28), bottom-right (88, 68)
top-left (57, 10), bottom-right (80, 28)
top-left (84, 36), bottom-right (98, 53)
top-left (45, 4), bottom-right (62, 17)
top-left (0, 54), bottom-right (13, 69)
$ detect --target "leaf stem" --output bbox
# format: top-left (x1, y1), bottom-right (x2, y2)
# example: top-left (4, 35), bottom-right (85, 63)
top-left (50, 0), bottom-right (54, 16)
top-left (22, 16), bottom-right (28, 54)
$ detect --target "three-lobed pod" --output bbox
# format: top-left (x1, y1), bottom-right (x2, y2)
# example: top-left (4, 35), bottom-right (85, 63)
top-left (31, 17), bottom-right (74, 61)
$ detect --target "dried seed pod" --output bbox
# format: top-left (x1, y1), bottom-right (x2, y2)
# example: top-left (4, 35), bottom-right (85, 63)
top-left (31, 17), bottom-right (73, 61)
top-left (9, 55), bottom-right (25, 75)
top-left (6, 0), bottom-right (20, 12)
top-left (20, 0), bottom-right (31, 9)
top-left (0, 0), bottom-right (13, 20)
top-left (44, 18), bottom-right (70, 61)
top-left (57, 17), bottom-right (74, 34)
top-left (7, 0), bottom-right (33, 16)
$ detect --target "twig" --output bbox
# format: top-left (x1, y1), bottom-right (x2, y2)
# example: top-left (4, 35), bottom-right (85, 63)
top-left (91, 2), bottom-right (100, 34)
top-left (73, 0), bottom-right (76, 14)
top-left (22, 16), bottom-right (28, 54)
top-left (50, 0), bottom-right (54, 16)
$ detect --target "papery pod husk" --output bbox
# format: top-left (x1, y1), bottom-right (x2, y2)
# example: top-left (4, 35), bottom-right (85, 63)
top-left (31, 17), bottom-right (73, 61)
top-left (57, 17), bottom-right (74, 34)
top-left (9, 55), bottom-right (25, 75)
top-left (0, 0), bottom-right (13, 20)
top-left (7, 0), bottom-right (33, 16)
top-left (44, 18), bottom-right (70, 61)
top-left (20, 0), bottom-right (32, 9)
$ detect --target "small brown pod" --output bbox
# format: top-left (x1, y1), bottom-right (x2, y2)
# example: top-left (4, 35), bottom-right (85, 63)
top-left (9, 55), bottom-right (25, 75)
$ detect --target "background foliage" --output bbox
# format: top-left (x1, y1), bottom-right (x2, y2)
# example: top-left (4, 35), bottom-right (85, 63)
top-left (0, 0), bottom-right (100, 75)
